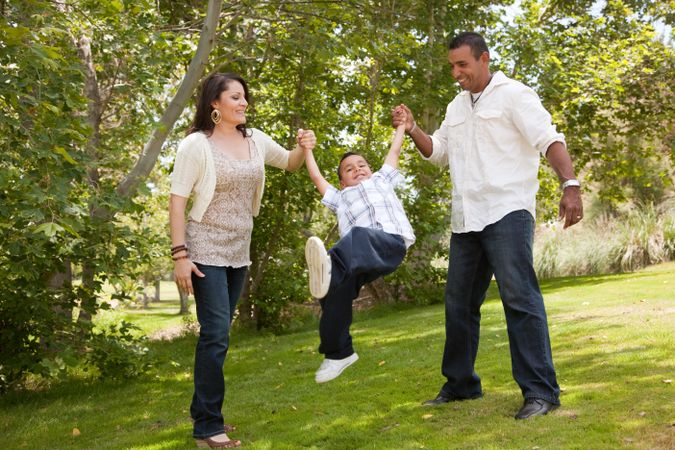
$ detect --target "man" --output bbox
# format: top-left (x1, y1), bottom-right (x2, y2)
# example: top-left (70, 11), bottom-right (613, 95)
top-left (393, 31), bottom-right (582, 419)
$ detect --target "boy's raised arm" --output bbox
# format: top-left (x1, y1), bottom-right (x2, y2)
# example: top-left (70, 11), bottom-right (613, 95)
top-left (384, 123), bottom-right (406, 169)
top-left (304, 145), bottom-right (331, 196)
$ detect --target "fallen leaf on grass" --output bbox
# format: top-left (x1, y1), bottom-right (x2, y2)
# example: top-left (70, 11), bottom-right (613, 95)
top-left (72, 428), bottom-right (81, 437)
top-left (639, 411), bottom-right (647, 417)
top-left (291, 405), bottom-right (297, 411)
top-left (662, 379), bottom-right (672, 384)
top-left (422, 414), bottom-right (433, 420)
top-left (379, 423), bottom-right (400, 432)
top-left (378, 360), bottom-right (386, 366)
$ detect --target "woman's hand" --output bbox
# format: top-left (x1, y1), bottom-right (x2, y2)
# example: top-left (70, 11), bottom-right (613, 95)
top-left (297, 129), bottom-right (317, 151)
top-left (174, 257), bottom-right (205, 296)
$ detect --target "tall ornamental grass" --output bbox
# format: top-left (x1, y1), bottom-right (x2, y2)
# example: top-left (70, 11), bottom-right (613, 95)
top-left (534, 202), bottom-right (675, 279)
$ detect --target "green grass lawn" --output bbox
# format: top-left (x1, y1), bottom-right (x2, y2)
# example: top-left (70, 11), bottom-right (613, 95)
top-left (1, 263), bottom-right (673, 449)
top-left (95, 281), bottom-right (193, 338)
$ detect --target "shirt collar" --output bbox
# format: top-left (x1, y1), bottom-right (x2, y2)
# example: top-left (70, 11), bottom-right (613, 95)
top-left (458, 70), bottom-right (507, 98)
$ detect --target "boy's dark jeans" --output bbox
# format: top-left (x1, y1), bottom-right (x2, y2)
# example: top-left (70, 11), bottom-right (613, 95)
top-left (319, 227), bottom-right (406, 359)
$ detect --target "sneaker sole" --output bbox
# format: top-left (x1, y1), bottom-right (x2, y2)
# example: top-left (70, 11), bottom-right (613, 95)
top-left (315, 353), bottom-right (359, 383)
top-left (305, 236), bottom-right (330, 298)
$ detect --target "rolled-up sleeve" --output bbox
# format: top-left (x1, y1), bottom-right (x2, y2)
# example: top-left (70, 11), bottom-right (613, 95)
top-left (426, 105), bottom-right (452, 167)
top-left (510, 86), bottom-right (565, 156)
top-left (379, 163), bottom-right (404, 187)
top-left (321, 186), bottom-right (340, 213)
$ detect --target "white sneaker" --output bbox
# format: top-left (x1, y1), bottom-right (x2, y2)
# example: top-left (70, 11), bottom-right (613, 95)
top-left (305, 236), bottom-right (331, 299)
top-left (315, 353), bottom-right (359, 383)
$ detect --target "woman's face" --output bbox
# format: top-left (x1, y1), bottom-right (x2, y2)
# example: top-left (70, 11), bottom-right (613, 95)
top-left (212, 80), bottom-right (248, 125)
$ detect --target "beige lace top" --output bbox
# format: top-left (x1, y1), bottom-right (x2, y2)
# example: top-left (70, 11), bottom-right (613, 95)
top-left (186, 138), bottom-right (263, 267)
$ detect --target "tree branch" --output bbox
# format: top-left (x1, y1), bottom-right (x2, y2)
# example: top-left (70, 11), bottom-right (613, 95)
top-left (116, 0), bottom-right (225, 199)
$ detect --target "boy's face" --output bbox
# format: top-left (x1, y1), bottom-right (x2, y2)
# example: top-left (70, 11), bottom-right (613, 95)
top-left (339, 155), bottom-right (373, 188)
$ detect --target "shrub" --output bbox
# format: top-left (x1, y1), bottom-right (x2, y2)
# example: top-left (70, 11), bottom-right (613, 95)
top-left (85, 321), bottom-right (152, 380)
top-left (534, 201), bottom-right (675, 279)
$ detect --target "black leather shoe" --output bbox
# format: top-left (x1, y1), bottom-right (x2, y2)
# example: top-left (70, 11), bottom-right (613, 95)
top-left (422, 391), bottom-right (482, 406)
top-left (514, 398), bottom-right (559, 419)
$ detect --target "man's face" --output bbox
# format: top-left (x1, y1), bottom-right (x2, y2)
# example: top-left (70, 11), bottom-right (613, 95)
top-left (339, 155), bottom-right (373, 188)
top-left (448, 45), bottom-right (489, 93)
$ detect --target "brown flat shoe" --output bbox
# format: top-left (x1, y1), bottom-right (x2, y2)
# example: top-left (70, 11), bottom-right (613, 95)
top-left (189, 418), bottom-right (236, 433)
top-left (195, 433), bottom-right (241, 448)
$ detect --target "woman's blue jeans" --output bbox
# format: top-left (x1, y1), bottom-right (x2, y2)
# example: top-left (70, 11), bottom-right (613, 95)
top-left (440, 210), bottom-right (560, 404)
top-left (190, 263), bottom-right (247, 439)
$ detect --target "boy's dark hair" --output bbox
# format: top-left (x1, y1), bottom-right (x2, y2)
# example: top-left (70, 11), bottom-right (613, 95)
top-left (447, 32), bottom-right (489, 60)
top-left (337, 152), bottom-right (369, 180)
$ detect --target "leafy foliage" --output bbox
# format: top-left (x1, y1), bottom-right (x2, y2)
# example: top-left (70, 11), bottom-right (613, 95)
top-left (85, 320), bottom-right (151, 380)
top-left (0, 0), bottom-right (190, 389)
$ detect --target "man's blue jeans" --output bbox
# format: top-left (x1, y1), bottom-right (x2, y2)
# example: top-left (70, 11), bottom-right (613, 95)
top-left (319, 227), bottom-right (406, 359)
top-left (440, 210), bottom-right (560, 404)
top-left (190, 264), bottom-right (248, 439)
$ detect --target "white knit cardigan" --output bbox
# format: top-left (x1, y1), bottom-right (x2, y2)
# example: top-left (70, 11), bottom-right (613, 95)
top-left (170, 128), bottom-right (290, 220)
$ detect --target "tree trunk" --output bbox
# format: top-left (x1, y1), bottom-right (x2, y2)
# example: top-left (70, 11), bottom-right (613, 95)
top-left (141, 284), bottom-right (150, 309)
top-left (116, 0), bottom-right (225, 199)
top-left (178, 288), bottom-right (190, 315)
top-left (154, 279), bottom-right (160, 302)
top-left (72, 0), bottom-right (224, 321)
top-left (365, 59), bottom-right (380, 150)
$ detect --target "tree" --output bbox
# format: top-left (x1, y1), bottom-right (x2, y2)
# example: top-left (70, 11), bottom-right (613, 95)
top-left (0, 0), bottom-right (224, 389)
top-left (493, 0), bottom-right (674, 213)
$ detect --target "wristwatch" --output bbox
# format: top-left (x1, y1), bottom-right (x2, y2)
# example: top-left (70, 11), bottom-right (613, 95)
top-left (561, 179), bottom-right (581, 190)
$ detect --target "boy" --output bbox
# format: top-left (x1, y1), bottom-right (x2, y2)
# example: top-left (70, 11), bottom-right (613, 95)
top-left (303, 123), bottom-right (415, 383)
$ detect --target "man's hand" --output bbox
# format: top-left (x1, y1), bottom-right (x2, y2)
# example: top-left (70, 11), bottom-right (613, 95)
top-left (559, 186), bottom-right (583, 229)
top-left (392, 104), bottom-right (416, 132)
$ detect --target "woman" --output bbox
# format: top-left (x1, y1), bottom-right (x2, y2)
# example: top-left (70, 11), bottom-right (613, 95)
top-left (169, 73), bottom-right (315, 448)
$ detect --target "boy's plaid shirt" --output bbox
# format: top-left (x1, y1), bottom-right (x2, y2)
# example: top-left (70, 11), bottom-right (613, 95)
top-left (321, 164), bottom-right (415, 248)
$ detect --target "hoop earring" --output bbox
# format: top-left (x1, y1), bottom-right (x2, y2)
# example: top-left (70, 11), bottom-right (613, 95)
top-left (211, 109), bottom-right (221, 124)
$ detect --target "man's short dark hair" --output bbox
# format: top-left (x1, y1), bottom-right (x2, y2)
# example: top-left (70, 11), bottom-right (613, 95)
top-left (337, 152), bottom-right (368, 180)
top-left (447, 32), bottom-right (489, 60)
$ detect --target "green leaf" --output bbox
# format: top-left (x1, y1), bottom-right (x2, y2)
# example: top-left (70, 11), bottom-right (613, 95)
top-left (33, 222), bottom-right (64, 238)
top-left (53, 146), bottom-right (77, 165)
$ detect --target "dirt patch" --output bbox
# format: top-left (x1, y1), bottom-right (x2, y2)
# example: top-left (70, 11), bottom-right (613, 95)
top-left (150, 325), bottom-right (189, 341)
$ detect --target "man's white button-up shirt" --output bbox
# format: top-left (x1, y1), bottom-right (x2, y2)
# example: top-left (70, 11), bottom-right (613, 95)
top-left (427, 71), bottom-right (565, 233)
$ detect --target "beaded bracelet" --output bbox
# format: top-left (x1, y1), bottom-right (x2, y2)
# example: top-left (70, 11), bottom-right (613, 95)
top-left (172, 255), bottom-right (189, 261)
top-left (171, 245), bottom-right (188, 255)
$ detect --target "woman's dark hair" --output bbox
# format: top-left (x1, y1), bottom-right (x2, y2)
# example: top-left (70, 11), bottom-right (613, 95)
top-left (447, 32), bottom-right (489, 60)
top-left (187, 72), bottom-right (250, 137)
